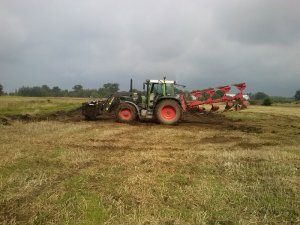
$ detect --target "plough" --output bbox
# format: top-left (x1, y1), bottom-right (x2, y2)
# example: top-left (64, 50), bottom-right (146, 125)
top-left (180, 83), bottom-right (250, 113)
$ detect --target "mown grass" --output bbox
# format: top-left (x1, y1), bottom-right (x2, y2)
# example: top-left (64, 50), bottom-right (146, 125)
top-left (0, 99), bottom-right (299, 224)
top-left (0, 96), bottom-right (84, 118)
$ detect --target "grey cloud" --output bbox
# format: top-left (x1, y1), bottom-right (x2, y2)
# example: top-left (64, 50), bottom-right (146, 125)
top-left (215, 0), bottom-right (300, 45)
top-left (0, 0), bottom-right (299, 96)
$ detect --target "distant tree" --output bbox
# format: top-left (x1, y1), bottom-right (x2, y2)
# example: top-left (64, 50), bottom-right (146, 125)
top-left (17, 86), bottom-right (31, 96)
top-left (295, 90), bottom-right (300, 100)
top-left (61, 89), bottom-right (69, 97)
top-left (98, 83), bottom-right (119, 97)
top-left (262, 97), bottom-right (272, 106)
top-left (17, 85), bottom-right (54, 97)
top-left (253, 92), bottom-right (269, 100)
top-left (19, 86), bottom-right (41, 96)
top-left (72, 84), bottom-right (83, 92)
top-left (14, 83), bottom-right (120, 98)
top-left (31, 86), bottom-right (46, 96)
top-left (0, 83), bottom-right (3, 95)
top-left (90, 90), bottom-right (99, 98)
top-left (41, 85), bottom-right (51, 96)
top-left (103, 83), bottom-right (119, 93)
top-left (41, 85), bottom-right (51, 92)
top-left (70, 84), bottom-right (83, 97)
top-left (52, 86), bottom-right (61, 97)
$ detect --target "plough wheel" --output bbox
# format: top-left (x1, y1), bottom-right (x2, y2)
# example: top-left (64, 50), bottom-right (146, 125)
top-left (116, 103), bottom-right (137, 123)
top-left (155, 100), bottom-right (181, 125)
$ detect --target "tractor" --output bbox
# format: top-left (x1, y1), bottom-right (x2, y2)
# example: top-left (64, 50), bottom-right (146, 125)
top-left (82, 78), bottom-right (249, 125)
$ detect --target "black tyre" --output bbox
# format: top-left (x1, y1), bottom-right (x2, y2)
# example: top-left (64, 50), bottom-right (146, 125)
top-left (155, 100), bottom-right (181, 125)
top-left (115, 103), bottom-right (137, 123)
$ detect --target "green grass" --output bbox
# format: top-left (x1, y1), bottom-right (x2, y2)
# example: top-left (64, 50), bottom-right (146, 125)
top-left (0, 101), bottom-right (299, 224)
top-left (0, 96), bottom-right (85, 118)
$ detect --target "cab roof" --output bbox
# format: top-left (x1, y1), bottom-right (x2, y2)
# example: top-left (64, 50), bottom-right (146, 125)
top-left (149, 80), bottom-right (175, 84)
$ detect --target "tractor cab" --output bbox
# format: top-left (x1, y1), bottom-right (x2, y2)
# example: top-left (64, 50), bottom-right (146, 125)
top-left (143, 79), bottom-right (177, 108)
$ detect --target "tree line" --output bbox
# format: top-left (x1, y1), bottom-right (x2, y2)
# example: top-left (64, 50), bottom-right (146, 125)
top-left (0, 83), bottom-right (119, 98)
top-left (0, 82), bottom-right (300, 101)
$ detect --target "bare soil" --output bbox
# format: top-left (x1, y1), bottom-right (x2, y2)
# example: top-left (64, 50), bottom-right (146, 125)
top-left (1, 108), bottom-right (263, 136)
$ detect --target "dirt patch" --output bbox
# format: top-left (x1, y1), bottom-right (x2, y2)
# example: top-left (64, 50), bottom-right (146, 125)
top-left (181, 113), bottom-right (227, 126)
top-left (181, 112), bottom-right (262, 133)
top-left (201, 135), bottom-right (241, 144)
top-left (234, 141), bottom-right (277, 149)
top-left (0, 117), bottom-right (11, 125)
top-left (226, 124), bottom-right (262, 133)
top-left (1, 108), bottom-right (84, 125)
top-left (1, 109), bottom-right (263, 135)
top-left (36, 108), bottom-right (83, 122)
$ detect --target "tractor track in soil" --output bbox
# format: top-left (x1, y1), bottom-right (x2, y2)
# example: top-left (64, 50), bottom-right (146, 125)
top-left (1, 108), bottom-right (262, 134)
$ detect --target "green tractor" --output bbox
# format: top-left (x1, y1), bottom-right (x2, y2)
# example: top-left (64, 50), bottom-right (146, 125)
top-left (82, 78), bottom-right (183, 125)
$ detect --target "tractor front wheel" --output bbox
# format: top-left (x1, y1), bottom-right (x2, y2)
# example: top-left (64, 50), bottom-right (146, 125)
top-left (115, 103), bottom-right (137, 123)
top-left (155, 100), bottom-right (181, 125)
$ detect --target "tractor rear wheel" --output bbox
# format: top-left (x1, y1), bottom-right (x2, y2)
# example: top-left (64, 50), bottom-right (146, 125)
top-left (115, 103), bottom-right (137, 123)
top-left (155, 100), bottom-right (181, 125)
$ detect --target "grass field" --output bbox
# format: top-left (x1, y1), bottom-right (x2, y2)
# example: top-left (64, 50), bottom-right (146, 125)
top-left (0, 96), bottom-right (299, 224)
top-left (0, 96), bottom-right (85, 118)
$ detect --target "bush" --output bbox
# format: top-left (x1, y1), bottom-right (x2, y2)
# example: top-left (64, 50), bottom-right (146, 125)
top-left (253, 92), bottom-right (269, 100)
top-left (0, 83), bottom-right (3, 95)
top-left (295, 90), bottom-right (300, 100)
top-left (249, 100), bottom-right (260, 105)
top-left (262, 97), bottom-right (272, 106)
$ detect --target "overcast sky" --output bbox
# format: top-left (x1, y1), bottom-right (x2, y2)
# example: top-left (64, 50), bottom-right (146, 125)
top-left (0, 0), bottom-right (299, 96)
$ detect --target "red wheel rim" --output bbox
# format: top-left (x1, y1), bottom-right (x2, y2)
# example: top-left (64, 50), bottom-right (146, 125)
top-left (119, 108), bottom-right (132, 120)
top-left (160, 106), bottom-right (176, 121)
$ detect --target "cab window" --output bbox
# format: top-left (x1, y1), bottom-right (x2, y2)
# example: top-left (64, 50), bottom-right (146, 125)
top-left (151, 83), bottom-right (163, 95)
top-left (166, 84), bottom-right (175, 96)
